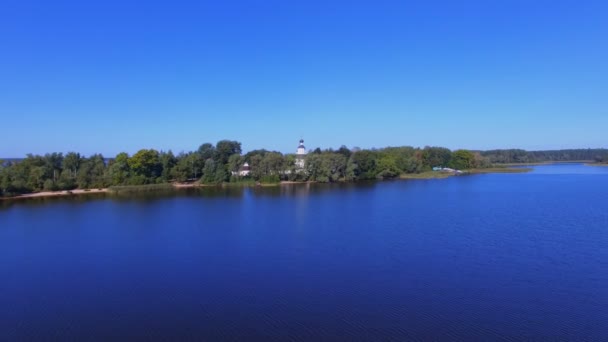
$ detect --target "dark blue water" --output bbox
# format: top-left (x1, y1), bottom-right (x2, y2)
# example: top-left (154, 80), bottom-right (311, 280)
top-left (2, 164), bottom-right (608, 341)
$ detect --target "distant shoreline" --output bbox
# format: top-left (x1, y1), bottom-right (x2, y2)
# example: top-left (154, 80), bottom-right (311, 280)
top-left (0, 167), bottom-right (536, 201)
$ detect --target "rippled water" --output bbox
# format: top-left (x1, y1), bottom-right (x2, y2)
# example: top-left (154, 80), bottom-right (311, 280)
top-left (2, 164), bottom-right (608, 341)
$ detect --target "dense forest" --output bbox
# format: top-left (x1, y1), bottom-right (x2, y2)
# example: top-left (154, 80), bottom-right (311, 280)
top-left (480, 149), bottom-right (608, 164)
top-left (0, 142), bottom-right (605, 197)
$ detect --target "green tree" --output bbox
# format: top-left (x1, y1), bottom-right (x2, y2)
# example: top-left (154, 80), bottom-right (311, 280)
top-left (227, 154), bottom-right (243, 178)
top-left (376, 155), bottom-right (400, 179)
top-left (201, 159), bottom-right (217, 184)
top-left (348, 150), bottom-right (378, 180)
top-left (214, 165), bottom-right (228, 183)
top-left (449, 149), bottom-right (476, 170)
top-left (215, 140), bottom-right (242, 165)
top-left (28, 166), bottom-right (47, 190)
top-left (422, 146), bottom-right (452, 168)
top-left (249, 154), bottom-right (264, 180)
top-left (43, 179), bottom-right (57, 191)
top-left (0, 163), bottom-right (7, 196)
top-left (159, 150), bottom-right (177, 182)
top-left (62, 152), bottom-right (82, 178)
top-left (77, 154), bottom-right (107, 188)
top-left (44, 153), bottom-right (64, 182)
top-left (337, 145), bottom-right (352, 159)
top-left (108, 152), bottom-right (131, 185)
top-left (128, 149), bottom-right (161, 181)
top-left (259, 152), bottom-right (285, 179)
top-left (305, 153), bottom-right (347, 182)
top-left (197, 143), bottom-right (216, 161)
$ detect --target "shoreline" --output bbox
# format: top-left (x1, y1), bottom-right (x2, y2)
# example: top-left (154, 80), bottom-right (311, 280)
top-left (1, 188), bottom-right (108, 201)
top-left (0, 167), bottom-right (533, 201)
top-left (501, 160), bottom-right (593, 166)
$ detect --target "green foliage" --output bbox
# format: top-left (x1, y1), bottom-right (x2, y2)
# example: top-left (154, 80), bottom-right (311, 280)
top-left (348, 150), bottom-right (378, 180)
top-left (77, 154), bottom-right (107, 188)
top-left (171, 153), bottom-right (191, 182)
top-left (197, 143), bottom-right (216, 161)
top-left (243, 149), bottom-right (270, 162)
top-left (128, 149), bottom-right (161, 181)
top-left (337, 145), bottom-right (352, 159)
top-left (306, 153), bottom-right (347, 182)
top-left (43, 179), bottom-right (57, 191)
top-left (214, 165), bottom-right (228, 183)
top-left (259, 153), bottom-right (285, 179)
top-left (215, 140), bottom-right (242, 165)
top-left (480, 149), bottom-right (608, 164)
top-left (3, 139), bottom-right (604, 199)
top-left (159, 150), bottom-right (177, 182)
top-left (449, 150), bottom-right (476, 170)
top-left (422, 146), bottom-right (452, 168)
top-left (62, 152), bottom-right (81, 178)
top-left (108, 152), bottom-right (130, 185)
top-left (249, 154), bottom-right (264, 180)
top-left (201, 159), bottom-right (217, 184)
top-left (227, 154), bottom-right (242, 175)
top-left (376, 155), bottom-right (400, 179)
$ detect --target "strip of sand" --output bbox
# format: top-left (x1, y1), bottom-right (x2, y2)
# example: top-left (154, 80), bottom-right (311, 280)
top-left (3, 188), bottom-right (108, 200)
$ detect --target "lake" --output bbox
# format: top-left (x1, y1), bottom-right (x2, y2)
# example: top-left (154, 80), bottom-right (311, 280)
top-left (2, 164), bottom-right (608, 341)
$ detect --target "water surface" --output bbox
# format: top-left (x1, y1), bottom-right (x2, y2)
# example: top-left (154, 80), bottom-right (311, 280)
top-left (2, 164), bottom-right (608, 341)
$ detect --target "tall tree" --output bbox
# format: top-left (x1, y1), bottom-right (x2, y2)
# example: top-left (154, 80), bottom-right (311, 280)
top-left (77, 154), bottom-right (107, 188)
top-left (197, 143), bottom-right (216, 161)
top-left (201, 159), bottom-right (217, 184)
top-left (62, 152), bottom-right (82, 179)
top-left (108, 152), bottom-right (131, 185)
top-left (215, 140), bottom-right (242, 165)
top-left (227, 154), bottom-right (243, 178)
top-left (159, 150), bottom-right (177, 182)
top-left (128, 149), bottom-right (161, 181)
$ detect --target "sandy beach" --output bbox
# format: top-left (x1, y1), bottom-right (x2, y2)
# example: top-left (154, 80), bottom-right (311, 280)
top-left (2, 188), bottom-right (108, 200)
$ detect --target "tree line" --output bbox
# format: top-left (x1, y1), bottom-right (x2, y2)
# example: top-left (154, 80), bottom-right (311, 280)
top-left (0, 142), bottom-right (604, 197)
top-left (480, 149), bottom-right (608, 164)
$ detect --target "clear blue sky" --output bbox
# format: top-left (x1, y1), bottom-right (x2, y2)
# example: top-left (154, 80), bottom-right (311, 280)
top-left (1, 0), bottom-right (607, 157)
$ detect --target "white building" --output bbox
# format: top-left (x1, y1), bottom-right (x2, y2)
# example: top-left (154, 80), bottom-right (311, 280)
top-left (295, 139), bottom-right (307, 169)
top-left (232, 162), bottom-right (251, 177)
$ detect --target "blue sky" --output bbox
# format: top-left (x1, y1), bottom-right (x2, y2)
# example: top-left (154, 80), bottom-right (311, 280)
top-left (1, 0), bottom-right (607, 156)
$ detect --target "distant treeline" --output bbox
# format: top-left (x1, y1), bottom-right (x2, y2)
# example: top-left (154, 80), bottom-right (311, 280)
top-left (0, 142), bottom-right (604, 197)
top-left (480, 149), bottom-right (608, 164)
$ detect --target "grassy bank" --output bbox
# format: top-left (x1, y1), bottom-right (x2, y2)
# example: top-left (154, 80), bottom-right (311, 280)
top-left (399, 171), bottom-right (453, 179)
top-left (398, 167), bottom-right (532, 180)
top-left (224, 179), bottom-right (281, 187)
top-left (467, 167), bottom-right (532, 174)
top-left (108, 183), bottom-right (175, 194)
top-left (174, 180), bottom-right (281, 188)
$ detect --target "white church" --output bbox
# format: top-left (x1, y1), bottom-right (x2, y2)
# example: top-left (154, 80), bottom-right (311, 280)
top-left (295, 139), bottom-right (307, 169)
